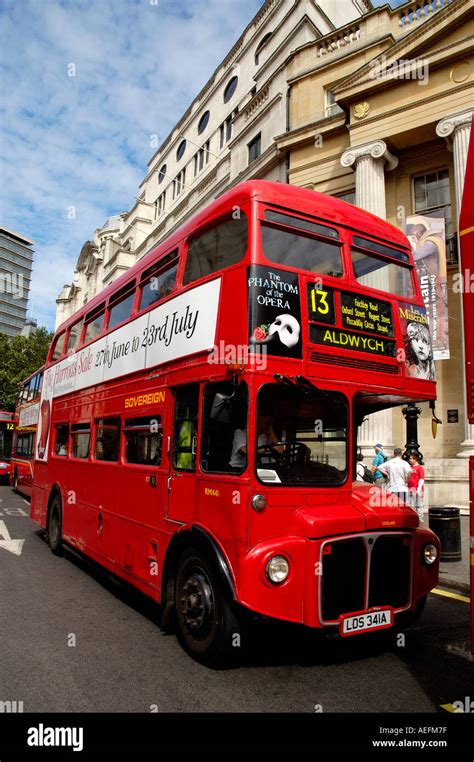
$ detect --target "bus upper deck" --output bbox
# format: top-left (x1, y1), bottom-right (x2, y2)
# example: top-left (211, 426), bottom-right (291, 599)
top-left (44, 180), bottom-right (435, 407)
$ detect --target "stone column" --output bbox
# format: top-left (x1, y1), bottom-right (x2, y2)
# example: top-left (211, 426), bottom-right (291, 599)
top-left (341, 140), bottom-right (398, 218)
top-left (436, 110), bottom-right (474, 457)
top-left (341, 140), bottom-right (398, 456)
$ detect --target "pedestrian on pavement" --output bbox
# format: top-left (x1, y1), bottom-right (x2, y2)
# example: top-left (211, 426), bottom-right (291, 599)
top-left (371, 443), bottom-right (387, 486)
top-left (379, 448), bottom-right (412, 502)
top-left (407, 452), bottom-right (425, 523)
top-left (356, 452), bottom-right (365, 482)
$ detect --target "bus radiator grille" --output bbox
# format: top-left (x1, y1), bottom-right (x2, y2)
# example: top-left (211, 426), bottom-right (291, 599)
top-left (321, 533), bottom-right (412, 623)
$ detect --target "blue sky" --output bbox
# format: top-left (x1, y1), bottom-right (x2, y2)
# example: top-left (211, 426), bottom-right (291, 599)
top-left (0, 0), bottom-right (405, 331)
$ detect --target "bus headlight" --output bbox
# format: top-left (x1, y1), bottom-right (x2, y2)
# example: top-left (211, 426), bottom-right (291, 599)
top-left (251, 494), bottom-right (266, 512)
top-left (423, 543), bottom-right (438, 565)
top-left (266, 555), bottom-right (289, 583)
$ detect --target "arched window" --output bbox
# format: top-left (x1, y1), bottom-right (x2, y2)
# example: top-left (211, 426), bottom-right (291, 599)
top-left (176, 140), bottom-right (186, 161)
top-left (255, 31), bottom-right (272, 65)
top-left (158, 164), bottom-right (167, 184)
top-left (198, 110), bottom-right (210, 134)
top-left (223, 75), bottom-right (238, 103)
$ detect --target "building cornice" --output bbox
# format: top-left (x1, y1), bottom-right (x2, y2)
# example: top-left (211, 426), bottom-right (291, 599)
top-left (286, 34), bottom-right (394, 86)
top-left (333, 0), bottom-right (470, 98)
top-left (254, 10), bottom-right (322, 83)
top-left (275, 113), bottom-right (347, 150)
top-left (346, 80), bottom-right (473, 131)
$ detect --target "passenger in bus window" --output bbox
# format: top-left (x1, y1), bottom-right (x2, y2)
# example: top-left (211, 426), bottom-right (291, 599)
top-left (230, 415), bottom-right (282, 469)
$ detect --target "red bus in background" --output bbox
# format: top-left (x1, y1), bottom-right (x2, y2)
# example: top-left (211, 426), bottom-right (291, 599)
top-left (0, 411), bottom-right (15, 484)
top-left (31, 180), bottom-right (440, 666)
top-left (10, 369), bottom-right (43, 497)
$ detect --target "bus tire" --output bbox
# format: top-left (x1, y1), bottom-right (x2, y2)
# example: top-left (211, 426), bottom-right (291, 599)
top-left (174, 547), bottom-right (243, 668)
top-left (48, 495), bottom-right (63, 556)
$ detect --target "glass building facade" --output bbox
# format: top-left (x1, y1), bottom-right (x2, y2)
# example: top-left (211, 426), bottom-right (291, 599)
top-left (0, 227), bottom-right (33, 336)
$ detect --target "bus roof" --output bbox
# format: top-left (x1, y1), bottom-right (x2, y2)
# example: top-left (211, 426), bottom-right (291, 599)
top-left (55, 180), bottom-right (410, 335)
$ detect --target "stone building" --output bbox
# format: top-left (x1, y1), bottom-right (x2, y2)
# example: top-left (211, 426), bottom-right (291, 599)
top-left (279, 0), bottom-right (473, 505)
top-left (56, 0), bottom-right (371, 323)
top-left (56, 0), bottom-right (473, 505)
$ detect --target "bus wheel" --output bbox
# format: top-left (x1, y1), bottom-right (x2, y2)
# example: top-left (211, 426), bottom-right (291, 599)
top-left (174, 548), bottom-right (242, 667)
top-left (48, 496), bottom-right (63, 556)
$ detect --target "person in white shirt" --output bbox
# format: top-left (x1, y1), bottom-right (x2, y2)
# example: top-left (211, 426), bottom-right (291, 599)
top-left (229, 415), bottom-right (282, 469)
top-left (356, 453), bottom-right (365, 482)
top-left (379, 448), bottom-right (412, 501)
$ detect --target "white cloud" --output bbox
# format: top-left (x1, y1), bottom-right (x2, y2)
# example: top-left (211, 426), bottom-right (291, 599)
top-left (0, 0), bottom-right (262, 331)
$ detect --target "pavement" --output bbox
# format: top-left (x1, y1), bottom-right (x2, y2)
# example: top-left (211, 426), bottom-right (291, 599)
top-left (426, 511), bottom-right (470, 595)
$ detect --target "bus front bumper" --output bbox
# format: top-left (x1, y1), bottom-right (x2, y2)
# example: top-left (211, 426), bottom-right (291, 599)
top-left (236, 528), bottom-right (439, 630)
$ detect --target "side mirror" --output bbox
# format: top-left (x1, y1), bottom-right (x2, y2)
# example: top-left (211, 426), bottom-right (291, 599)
top-left (210, 392), bottom-right (233, 423)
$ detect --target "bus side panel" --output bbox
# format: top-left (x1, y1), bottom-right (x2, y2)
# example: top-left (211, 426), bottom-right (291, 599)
top-left (194, 478), bottom-right (249, 574)
top-left (30, 465), bottom-right (48, 528)
top-left (104, 462), bottom-right (168, 592)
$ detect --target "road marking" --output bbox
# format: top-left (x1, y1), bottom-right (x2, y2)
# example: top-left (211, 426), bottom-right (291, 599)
top-left (0, 520), bottom-right (25, 556)
top-left (432, 588), bottom-right (470, 603)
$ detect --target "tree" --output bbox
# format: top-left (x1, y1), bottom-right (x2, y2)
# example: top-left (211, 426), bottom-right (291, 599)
top-left (0, 328), bottom-right (52, 411)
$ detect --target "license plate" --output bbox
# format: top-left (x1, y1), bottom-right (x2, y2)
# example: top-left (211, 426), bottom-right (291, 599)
top-left (340, 608), bottom-right (392, 636)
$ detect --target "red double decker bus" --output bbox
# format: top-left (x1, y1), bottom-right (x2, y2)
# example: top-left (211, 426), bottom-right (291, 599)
top-left (31, 180), bottom-right (440, 665)
top-left (0, 410), bottom-right (15, 484)
top-left (10, 369), bottom-right (43, 497)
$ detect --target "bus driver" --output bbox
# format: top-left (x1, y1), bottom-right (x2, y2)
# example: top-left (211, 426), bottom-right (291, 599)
top-left (230, 415), bottom-right (283, 469)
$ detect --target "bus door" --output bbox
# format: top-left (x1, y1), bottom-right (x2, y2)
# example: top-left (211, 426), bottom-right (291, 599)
top-left (166, 384), bottom-right (199, 523)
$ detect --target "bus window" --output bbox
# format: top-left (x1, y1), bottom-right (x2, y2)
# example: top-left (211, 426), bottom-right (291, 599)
top-left (183, 216), bottom-right (247, 285)
top-left (16, 432), bottom-right (34, 458)
top-left (352, 235), bottom-right (410, 263)
top-left (261, 221), bottom-right (343, 277)
top-left (124, 416), bottom-right (163, 466)
top-left (84, 307), bottom-right (105, 344)
top-left (71, 423), bottom-right (91, 459)
top-left (201, 381), bottom-right (248, 473)
top-left (54, 424), bottom-right (69, 456)
top-left (30, 372), bottom-right (42, 399)
top-left (66, 320), bottom-right (83, 354)
top-left (172, 385), bottom-right (199, 471)
top-left (351, 249), bottom-right (413, 297)
top-left (140, 262), bottom-right (178, 311)
top-left (265, 210), bottom-right (339, 240)
top-left (108, 290), bottom-right (135, 330)
top-left (95, 418), bottom-right (120, 462)
top-left (256, 384), bottom-right (348, 486)
top-left (51, 332), bottom-right (65, 362)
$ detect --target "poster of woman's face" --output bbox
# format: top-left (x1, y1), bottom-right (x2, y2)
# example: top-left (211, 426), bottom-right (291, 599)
top-left (405, 321), bottom-right (435, 380)
top-left (399, 303), bottom-right (435, 382)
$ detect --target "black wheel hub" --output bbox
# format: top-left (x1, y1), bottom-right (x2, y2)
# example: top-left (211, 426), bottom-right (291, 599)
top-left (180, 569), bottom-right (214, 636)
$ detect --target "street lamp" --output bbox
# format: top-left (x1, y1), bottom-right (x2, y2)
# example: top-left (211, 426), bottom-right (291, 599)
top-left (402, 403), bottom-right (423, 463)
